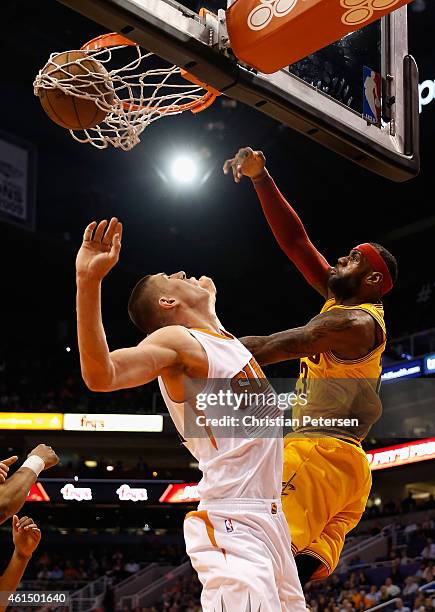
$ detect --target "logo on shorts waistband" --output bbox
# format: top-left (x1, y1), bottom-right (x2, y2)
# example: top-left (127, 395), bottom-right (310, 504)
top-left (271, 502), bottom-right (277, 515)
top-left (224, 518), bottom-right (234, 533)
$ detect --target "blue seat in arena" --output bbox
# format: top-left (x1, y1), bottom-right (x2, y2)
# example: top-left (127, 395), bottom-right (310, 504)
top-left (407, 536), bottom-right (426, 557)
top-left (399, 563), bottom-right (421, 578)
top-left (364, 567), bottom-right (392, 586)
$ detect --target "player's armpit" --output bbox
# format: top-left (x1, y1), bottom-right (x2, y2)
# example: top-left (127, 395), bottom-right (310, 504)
top-left (239, 336), bottom-right (267, 356)
top-left (244, 310), bottom-right (370, 365)
top-left (88, 326), bottom-right (185, 392)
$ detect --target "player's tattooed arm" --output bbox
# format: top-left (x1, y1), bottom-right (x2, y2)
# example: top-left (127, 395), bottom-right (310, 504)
top-left (241, 309), bottom-right (375, 365)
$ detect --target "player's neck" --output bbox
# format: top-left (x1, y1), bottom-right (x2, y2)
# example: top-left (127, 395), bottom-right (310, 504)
top-left (178, 308), bottom-right (222, 334)
top-left (334, 294), bottom-right (379, 306)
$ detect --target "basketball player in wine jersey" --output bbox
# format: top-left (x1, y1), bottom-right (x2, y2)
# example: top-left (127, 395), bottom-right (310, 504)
top-left (224, 147), bottom-right (398, 587)
top-left (75, 218), bottom-right (306, 612)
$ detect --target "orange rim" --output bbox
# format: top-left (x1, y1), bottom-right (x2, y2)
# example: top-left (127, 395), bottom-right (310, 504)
top-left (81, 33), bottom-right (220, 114)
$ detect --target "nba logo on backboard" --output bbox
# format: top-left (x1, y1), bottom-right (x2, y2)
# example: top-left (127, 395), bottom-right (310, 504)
top-left (225, 519), bottom-right (234, 533)
top-left (363, 66), bottom-right (382, 126)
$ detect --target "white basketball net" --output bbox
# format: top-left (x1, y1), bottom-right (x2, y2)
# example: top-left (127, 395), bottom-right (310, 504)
top-left (33, 35), bottom-right (219, 151)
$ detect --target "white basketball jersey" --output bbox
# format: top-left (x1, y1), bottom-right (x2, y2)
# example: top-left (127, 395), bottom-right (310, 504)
top-left (158, 327), bottom-right (283, 501)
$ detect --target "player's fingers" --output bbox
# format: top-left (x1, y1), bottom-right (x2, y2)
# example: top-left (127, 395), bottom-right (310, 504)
top-left (110, 233), bottom-right (122, 260)
top-left (12, 515), bottom-right (19, 529)
top-left (223, 157), bottom-right (235, 174)
top-left (102, 217), bottom-right (119, 245)
top-left (93, 220), bottom-right (108, 243)
top-left (2, 456), bottom-right (18, 467)
top-left (0, 460), bottom-right (12, 478)
top-left (116, 222), bottom-right (123, 244)
top-left (17, 515), bottom-right (28, 523)
top-left (237, 147), bottom-right (253, 160)
top-left (24, 522), bottom-right (38, 530)
top-left (83, 221), bottom-right (97, 242)
top-left (256, 151), bottom-right (266, 163)
top-left (230, 160), bottom-right (239, 182)
top-left (31, 528), bottom-right (41, 540)
top-left (233, 153), bottom-right (247, 178)
top-left (17, 516), bottom-right (33, 530)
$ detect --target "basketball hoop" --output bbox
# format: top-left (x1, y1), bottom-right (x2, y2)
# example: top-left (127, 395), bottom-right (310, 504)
top-left (33, 33), bottom-right (221, 151)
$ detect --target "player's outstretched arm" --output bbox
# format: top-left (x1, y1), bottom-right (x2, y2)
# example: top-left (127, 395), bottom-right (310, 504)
top-left (84, 328), bottom-right (185, 392)
top-left (0, 515), bottom-right (42, 612)
top-left (224, 148), bottom-right (331, 298)
top-left (76, 217), bottom-right (123, 390)
top-left (76, 218), bottom-right (186, 391)
top-left (241, 309), bottom-right (370, 365)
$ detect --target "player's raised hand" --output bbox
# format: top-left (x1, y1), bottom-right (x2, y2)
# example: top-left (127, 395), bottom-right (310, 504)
top-left (0, 456), bottom-right (18, 483)
top-left (28, 444), bottom-right (59, 470)
top-left (223, 147), bottom-right (266, 183)
top-left (12, 515), bottom-right (41, 558)
top-left (76, 217), bottom-right (123, 281)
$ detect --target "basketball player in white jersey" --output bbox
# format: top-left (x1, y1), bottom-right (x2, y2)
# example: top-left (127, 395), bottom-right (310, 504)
top-left (75, 217), bottom-right (306, 612)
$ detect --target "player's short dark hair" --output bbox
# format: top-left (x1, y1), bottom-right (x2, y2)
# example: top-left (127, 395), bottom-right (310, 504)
top-left (370, 243), bottom-right (398, 285)
top-left (128, 275), bottom-right (168, 335)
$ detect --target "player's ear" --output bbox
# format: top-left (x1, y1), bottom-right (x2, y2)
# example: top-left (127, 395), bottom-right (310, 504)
top-left (159, 296), bottom-right (178, 310)
top-left (366, 271), bottom-right (382, 289)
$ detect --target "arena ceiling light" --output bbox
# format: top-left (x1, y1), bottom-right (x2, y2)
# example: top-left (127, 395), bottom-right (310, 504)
top-left (170, 156), bottom-right (198, 184)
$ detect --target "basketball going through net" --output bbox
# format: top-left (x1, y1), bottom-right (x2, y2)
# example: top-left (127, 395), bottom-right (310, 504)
top-left (33, 33), bottom-right (221, 151)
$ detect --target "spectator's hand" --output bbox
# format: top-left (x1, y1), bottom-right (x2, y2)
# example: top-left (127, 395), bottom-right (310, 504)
top-left (12, 515), bottom-right (41, 558)
top-left (28, 444), bottom-right (59, 470)
top-left (223, 147), bottom-right (266, 183)
top-left (0, 456), bottom-right (18, 483)
top-left (76, 218), bottom-right (123, 282)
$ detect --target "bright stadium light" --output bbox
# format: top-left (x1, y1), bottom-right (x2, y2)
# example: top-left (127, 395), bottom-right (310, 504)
top-left (170, 156), bottom-right (198, 183)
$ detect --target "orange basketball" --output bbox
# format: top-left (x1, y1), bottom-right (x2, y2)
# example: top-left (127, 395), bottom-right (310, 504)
top-left (37, 51), bottom-right (115, 130)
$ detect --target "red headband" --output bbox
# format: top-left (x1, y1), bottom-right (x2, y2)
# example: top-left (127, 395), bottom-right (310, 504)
top-left (354, 243), bottom-right (393, 296)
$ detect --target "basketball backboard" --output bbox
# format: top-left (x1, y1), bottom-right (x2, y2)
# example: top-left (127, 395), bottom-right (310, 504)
top-left (57, 0), bottom-right (419, 181)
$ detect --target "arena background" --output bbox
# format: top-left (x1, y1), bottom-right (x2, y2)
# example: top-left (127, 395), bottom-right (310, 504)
top-left (0, 1), bottom-right (435, 610)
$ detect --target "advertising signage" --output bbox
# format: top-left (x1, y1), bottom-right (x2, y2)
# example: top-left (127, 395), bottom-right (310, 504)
top-left (381, 359), bottom-right (423, 381)
top-left (366, 438), bottom-right (435, 471)
top-left (26, 435), bottom-right (435, 507)
top-left (26, 479), bottom-right (183, 504)
top-left (0, 413), bottom-right (63, 430)
top-left (63, 413), bottom-right (163, 432)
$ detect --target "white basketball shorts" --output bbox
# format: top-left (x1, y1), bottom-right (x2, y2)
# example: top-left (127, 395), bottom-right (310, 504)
top-left (183, 498), bottom-right (306, 612)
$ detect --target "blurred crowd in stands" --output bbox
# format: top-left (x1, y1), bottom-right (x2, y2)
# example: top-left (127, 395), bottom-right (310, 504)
top-left (306, 513), bottom-right (435, 611)
top-left (364, 495), bottom-right (435, 520)
top-left (4, 509), bottom-right (433, 611)
top-left (21, 542), bottom-right (186, 584)
top-left (305, 564), bottom-right (435, 611)
top-left (0, 346), bottom-right (163, 415)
